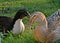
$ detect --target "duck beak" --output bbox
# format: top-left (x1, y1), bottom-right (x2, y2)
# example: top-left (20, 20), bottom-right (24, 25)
top-left (27, 13), bottom-right (31, 18)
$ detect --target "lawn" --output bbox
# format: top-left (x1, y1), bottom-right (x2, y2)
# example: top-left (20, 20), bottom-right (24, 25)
top-left (0, 0), bottom-right (60, 43)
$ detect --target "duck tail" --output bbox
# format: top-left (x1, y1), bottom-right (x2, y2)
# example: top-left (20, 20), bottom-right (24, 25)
top-left (47, 28), bottom-right (60, 43)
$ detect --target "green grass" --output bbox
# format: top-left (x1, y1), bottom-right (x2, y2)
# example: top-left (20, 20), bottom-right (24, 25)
top-left (3, 29), bottom-right (38, 43)
top-left (0, 0), bottom-right (60, 17)
top-left (0, 0), bottom-right (60, 43)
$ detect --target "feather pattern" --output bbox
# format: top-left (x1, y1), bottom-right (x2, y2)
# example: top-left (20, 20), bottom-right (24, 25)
top-left (30, 10), bottom-right (60, 43)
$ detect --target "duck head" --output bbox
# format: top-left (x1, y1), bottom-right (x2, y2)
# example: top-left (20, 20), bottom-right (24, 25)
top-left (12, 8), bottom-right (30, 24)
top-left (30, 12), bottom-right (46, 26)
top-left (14, 8), bottom-right (30, 22)
top-left (14, 8), bottom-right (30, 19)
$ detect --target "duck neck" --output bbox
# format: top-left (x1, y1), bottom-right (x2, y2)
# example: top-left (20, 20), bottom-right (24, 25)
top-left (38, 18), bottom-right (48, 30)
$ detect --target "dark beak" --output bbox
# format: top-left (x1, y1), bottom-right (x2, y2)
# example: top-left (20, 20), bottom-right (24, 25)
top-left (27, 14), bottom-right (30, 18)
top-left (27, 12), bottom-right (31, 18)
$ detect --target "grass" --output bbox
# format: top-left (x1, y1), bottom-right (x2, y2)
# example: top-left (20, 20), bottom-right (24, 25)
top-left (2, 29), bottom-right (36, 43)
top-left (0, 0), bottom-right (60, 43)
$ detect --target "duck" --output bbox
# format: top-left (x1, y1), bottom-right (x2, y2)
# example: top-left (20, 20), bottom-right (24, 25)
top-left (0, 8), bottom-right (30, 35)
top-left (29, 11), bottom-right (60, 43)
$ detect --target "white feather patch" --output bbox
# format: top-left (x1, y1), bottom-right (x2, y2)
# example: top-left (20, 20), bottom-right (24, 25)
top-left (12, 19), bottom-right (25, 34)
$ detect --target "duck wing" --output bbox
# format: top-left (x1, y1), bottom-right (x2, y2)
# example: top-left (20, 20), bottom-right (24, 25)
top-left (47, 10), bottom-right (60, 32)
top-left (0, 16), bottom-right (13, 33)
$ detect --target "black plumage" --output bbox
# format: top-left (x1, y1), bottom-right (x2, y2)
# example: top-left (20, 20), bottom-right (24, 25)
top-left (0, 16), bottom-right (13, 34)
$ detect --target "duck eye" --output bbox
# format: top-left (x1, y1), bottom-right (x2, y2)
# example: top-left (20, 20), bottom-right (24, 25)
top-left (33, 15), bottom-right (36, 17)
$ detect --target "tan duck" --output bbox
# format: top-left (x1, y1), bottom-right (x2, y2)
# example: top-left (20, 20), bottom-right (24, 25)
top-left (30, 11), bottom-right (60, 43)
